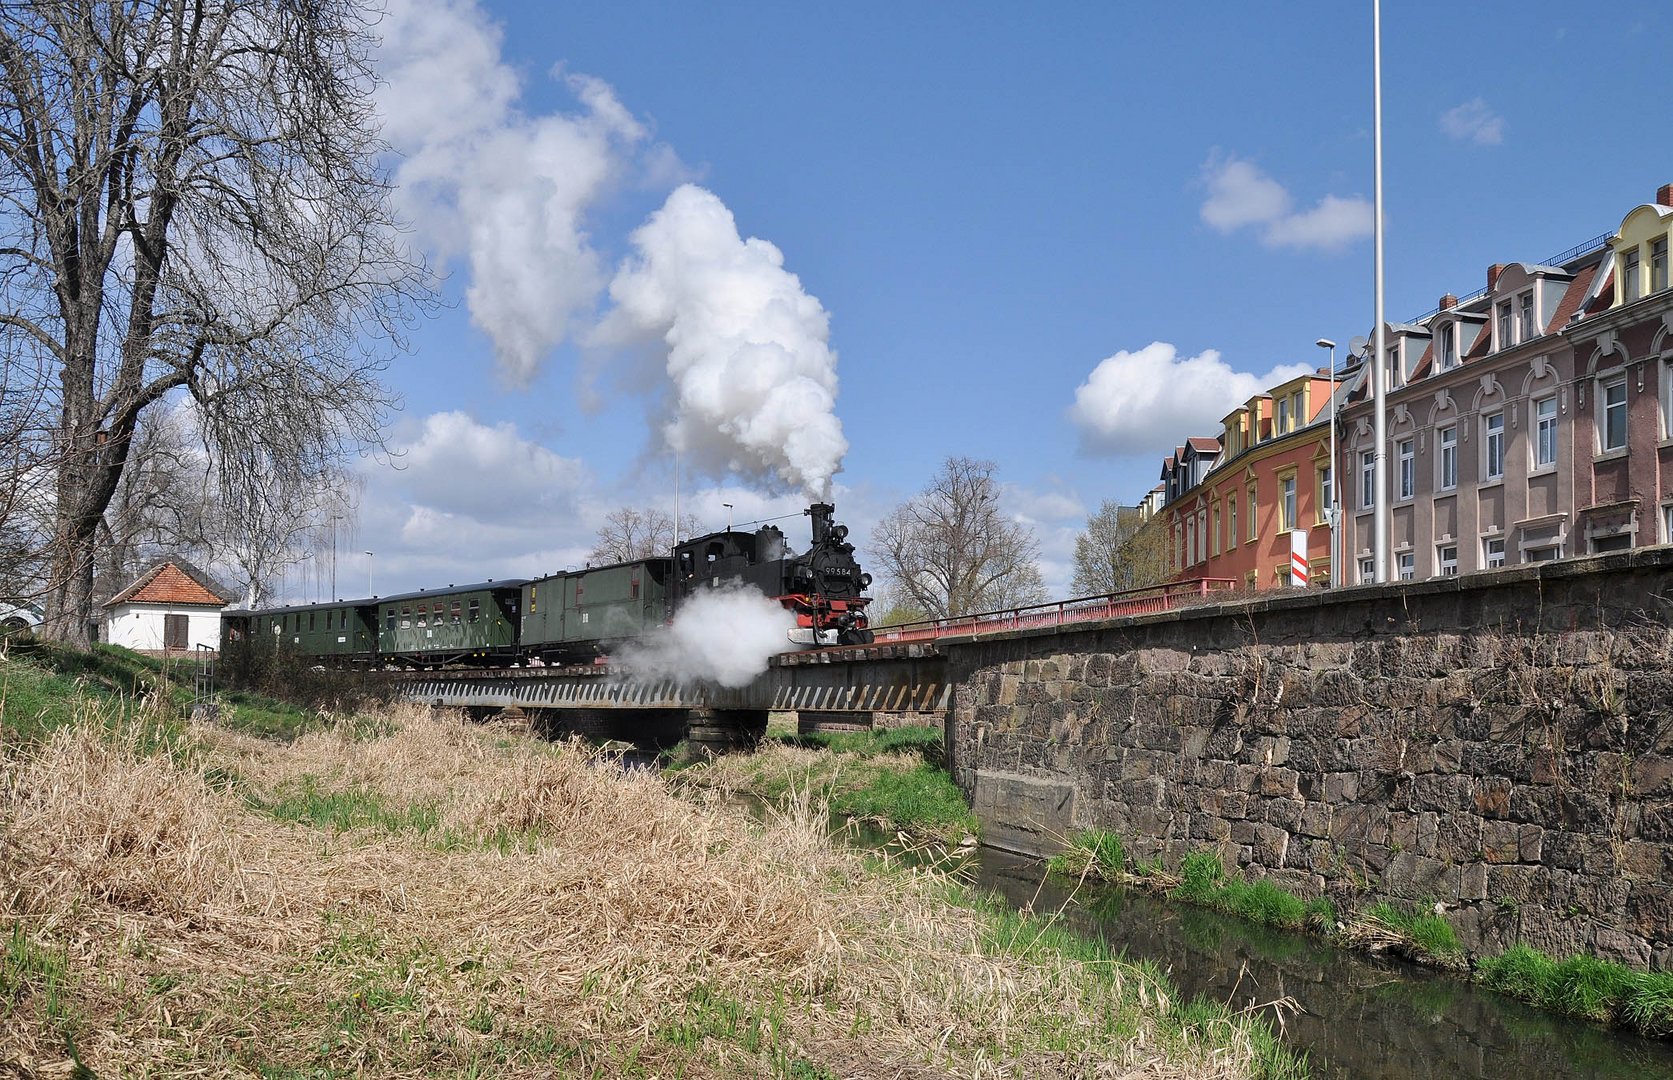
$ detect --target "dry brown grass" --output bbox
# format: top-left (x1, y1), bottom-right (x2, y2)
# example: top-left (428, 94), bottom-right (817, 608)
top-left (2, 702), bottom-right (1284, 1079)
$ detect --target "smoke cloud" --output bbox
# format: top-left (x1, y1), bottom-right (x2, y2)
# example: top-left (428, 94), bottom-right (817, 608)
top-left (599, 185), bottom-right (848, 499)
top-left (375, 0), bottom-right (647, 385)
top-left (613, 583), bottom-right (795, 688)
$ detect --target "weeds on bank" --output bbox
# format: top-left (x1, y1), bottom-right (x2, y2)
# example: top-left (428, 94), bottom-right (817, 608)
top-left (1050, 828), bottom-right (1673, 1039)
top-left (681, 724), bottom-right (979, 845)
top-left (1478, 946), bottom-right (1673, 1034)
top-left (3, 674), bottom-right (1303, 1079)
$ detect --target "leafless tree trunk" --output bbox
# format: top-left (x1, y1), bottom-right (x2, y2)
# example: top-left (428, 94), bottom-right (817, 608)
top-left (872, 456), bottom-right (1050, 619)
top-left (0, 1), bottom-right (430, 646)
top-left (1071, 500), bottom-right (1167, 595)
top-left (588, 506), bottom-right (699, 564)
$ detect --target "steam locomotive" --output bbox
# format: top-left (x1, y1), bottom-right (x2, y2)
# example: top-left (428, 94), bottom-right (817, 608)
top-left (220, 502), bottom-right (873, 668)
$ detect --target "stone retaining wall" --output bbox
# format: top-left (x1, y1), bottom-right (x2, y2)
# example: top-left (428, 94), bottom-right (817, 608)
top-left (943, 549), bottom-right (1673, 969)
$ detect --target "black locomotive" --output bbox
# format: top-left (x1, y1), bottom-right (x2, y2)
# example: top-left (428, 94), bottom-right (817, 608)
top-left (222, 502), bottom-right (873, 668)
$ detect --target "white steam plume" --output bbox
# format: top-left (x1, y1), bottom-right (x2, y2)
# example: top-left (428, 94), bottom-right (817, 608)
top-left (613, 583), bottom-right (795, 688)
top-left (599, 184), bottom-right (848, 498)
top-left (375, 0), bottom-right (647, 384)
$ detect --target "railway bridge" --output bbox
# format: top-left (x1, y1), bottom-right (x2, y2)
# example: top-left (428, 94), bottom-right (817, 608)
top-left (389, 580), bottom-right (1231, 747)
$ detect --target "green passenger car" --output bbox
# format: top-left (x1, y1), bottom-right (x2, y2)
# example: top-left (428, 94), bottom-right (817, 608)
top-left (374, 581), bottom-right (525, 666)
top-left (221, 602), bottom-right (379, 665)
top-left (520, 559), bottom-right (671, 664)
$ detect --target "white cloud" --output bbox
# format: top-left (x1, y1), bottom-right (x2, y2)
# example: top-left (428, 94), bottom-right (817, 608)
top-left (376, 0), bottom-right (657, 385)
top-left (1068, 342), bottom-right (1312, 459)
top-left (353, 412), bottom-right (594, 593)
top-left (596, 185), bottom-right (847, 499)
top-left (1439, 99), bottom-right (1505, 146)
top-left (1200, 154), bottom-right (1371, 252)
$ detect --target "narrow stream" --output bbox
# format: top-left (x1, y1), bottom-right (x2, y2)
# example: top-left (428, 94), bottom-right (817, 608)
top-left (962, 844), bottom-right (1673, 1080)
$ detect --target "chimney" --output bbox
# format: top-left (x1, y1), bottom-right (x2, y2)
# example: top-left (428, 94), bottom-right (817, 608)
top-left (1487, 264), bottom-right (1505, 292)
top-left (1438, 293), bottom-right (1457, 311)
top-left (1658, 183), bottom-right (1673, 208)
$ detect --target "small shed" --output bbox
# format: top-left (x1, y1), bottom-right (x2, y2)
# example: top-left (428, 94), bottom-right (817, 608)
top-left (103, 559), bottom-right (232, 654)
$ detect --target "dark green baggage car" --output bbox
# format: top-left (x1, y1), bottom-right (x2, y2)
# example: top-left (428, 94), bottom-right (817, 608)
top-left (221, 601), bottom-right (378, 666)
top-left (374, 581), bottom-right (526, 667)
top-left (520, 559), bottom-right (672, 665)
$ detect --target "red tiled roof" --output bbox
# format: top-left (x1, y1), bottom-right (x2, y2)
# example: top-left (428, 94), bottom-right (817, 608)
top-left (1580, 267), bottom-right (1614, 319)
top-left (1461, 320), bottom-right (1492, 363)
top-left (105, 561), bottom-right (231, 608)
top-left (1545, 262), bottom-right (1598, 333)
top-left (1186, 436), bottom-right (1222, 453)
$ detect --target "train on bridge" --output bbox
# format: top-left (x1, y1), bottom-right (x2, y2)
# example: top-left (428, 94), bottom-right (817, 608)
top-left (221, 503), bottom-right (874, 669)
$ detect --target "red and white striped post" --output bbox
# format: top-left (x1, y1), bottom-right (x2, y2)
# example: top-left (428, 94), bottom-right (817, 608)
top-left (1290, 528), bottom-right (1310, 587)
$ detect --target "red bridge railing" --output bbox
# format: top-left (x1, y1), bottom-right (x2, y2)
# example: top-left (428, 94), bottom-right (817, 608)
top-left (870, 578), bottom-right (1240, 644)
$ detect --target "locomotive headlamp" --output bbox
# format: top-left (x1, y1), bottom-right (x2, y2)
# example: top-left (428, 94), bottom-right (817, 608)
top-left (859, 573), bottom-right (872, 589)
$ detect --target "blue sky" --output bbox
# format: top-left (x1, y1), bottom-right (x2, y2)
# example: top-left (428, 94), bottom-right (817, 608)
top-left (306, 0), bottom-right (1671, 604)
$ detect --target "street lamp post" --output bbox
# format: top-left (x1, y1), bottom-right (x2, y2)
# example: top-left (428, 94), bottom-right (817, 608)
top-left (1316, 339), bottom-right (1338, 585)
top-left (365, 551), bottom-right (374, 597)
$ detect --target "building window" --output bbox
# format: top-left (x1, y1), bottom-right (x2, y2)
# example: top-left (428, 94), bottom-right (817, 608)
top-left (1437, 544), bottom-right (1458, 577)
top-left (1518, 291), bottom-right (1536, 341)
top-left (1360, 450), bottom-right (1376, 509)
top-left (1196, 508), bottom-right (1208, 563)
top-left (1527, 544), bottom-right (1562, 562)
top-left (1664, 359), bottom-right (1673, 440)
top-left (1186, 518), bottom-right (1196, 567)
top-left (1439, 323), bottom-right (1456, 370)
top-left (1290, 390), bottom-right (1304, 428)
top-left (1280, 474), bottom-right (1297, 530)
top-left (1623, 248), bottom-right (1642, 303)
top-left (1212, 505), bottom-right (1221, 557)
top-left (1484, 411), bottom-right (1505, 480)
top-left (1397, 551), bottom-right (1415, 580)
top-left (1601, 376), bottom-right (1627, 452)
top-left (1438, 425), bottom-right (1458, 490)
top-left (1316, 465), bottom-right (1332, 524)
top-left (1360, 557), bottom-right (1376, 584)
top-left (1497, 300), bottom-right (1513, 348)
top-left (1591, 533), bottom-right (1632, 554)
top-left (1247, 484), bottom-right (1258, 541)
top-left (1653, 238), bottom-right (1669, 294)
top-left (1484, 537), bottom-right (1506, 568)
top-left (1664, 504), bottom-right (1673, 544)
top-left (1276, 396), bottom-right (1290, 434)
top-left (1534, 396), bottom-right (1558, 469)
top-left (1227, 497), bottom-right (1238, 549)
top-left (1388, 344), bottom-right (1404, 388)
top-left (1397, 438), bottom-right (1415, 501)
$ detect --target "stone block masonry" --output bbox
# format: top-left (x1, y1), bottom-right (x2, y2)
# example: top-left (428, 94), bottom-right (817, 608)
top-left (943, 548), bottom-right (1673, 971)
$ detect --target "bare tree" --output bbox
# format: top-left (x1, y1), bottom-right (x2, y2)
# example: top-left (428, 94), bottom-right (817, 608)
top-left (588, 507), bottom-right (698, 564)
top-left (872, 456), bottom-right (1050, 619)
top-left (0, 1), bottom-right (431, 645)
top-left (1071, 501), bottom-right (1168, 595)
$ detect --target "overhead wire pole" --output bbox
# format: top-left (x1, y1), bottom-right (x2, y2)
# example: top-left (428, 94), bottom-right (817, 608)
top-left (1371, 0), bottom-right (1389, 581)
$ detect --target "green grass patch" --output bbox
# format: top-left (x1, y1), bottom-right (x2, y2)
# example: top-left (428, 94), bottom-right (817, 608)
top-left (250, 775), bottom-right (440, 835)
top-left (1048, 828), bottom-right (1126, 881)
top-left (2, 922), bottom-right (78, 1031)
top-left (1356, 901), bottom-right (1464, 966)
top-left (0, 641), bottom-right (194, 751)
top-left (1477, 945), bottom-right (1673, 1034)
top-left (829, 761), bottom-right (974, 837)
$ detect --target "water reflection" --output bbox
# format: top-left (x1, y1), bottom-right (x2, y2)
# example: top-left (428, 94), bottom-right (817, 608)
top-left (972, 848), bottom-right (1673, 1080)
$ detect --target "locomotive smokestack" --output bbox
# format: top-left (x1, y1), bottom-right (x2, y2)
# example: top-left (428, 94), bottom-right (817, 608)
top-left (808, 503), bottom-right (836, 545)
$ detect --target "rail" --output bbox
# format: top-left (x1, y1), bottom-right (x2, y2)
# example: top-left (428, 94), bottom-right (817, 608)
top-left (870, 578), bottom-right (1240, 644)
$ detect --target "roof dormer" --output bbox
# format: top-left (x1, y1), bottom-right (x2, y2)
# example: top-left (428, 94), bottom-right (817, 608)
top-left (1488, 262), bottom-right (1575, 352)
top-left (1610, 185), bottom-right (1673, 308)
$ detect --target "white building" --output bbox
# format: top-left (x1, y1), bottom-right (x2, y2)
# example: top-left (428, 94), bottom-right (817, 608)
top-left (103, 560), bottom-right (231, 654)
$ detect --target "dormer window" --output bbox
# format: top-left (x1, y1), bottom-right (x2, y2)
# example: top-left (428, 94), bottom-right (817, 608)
top-left (1518, 291), bottom-right (1535, 340)
top-left (1496, 301), bottom-right (1512, 349)
top-left (1387, 344), bottom-right (1404, 389)
top-left (1438, 323), bottom-right (1456, 370)
top-left (1623, 248), bottom-right (1641, 303)
top-left (1276, 396), bottom-right (1290, 434)
top-left (1653, 238), bottom-right (1669, 293)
